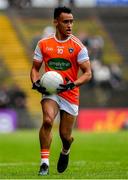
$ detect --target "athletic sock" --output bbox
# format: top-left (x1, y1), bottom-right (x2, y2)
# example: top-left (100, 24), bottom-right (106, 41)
top-left (61, 148), bottom-right (70, 155)
top-left (40, 149), bottom-right (49, 166)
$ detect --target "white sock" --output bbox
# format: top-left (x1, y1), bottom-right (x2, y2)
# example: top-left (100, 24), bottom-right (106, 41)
top-left (61, 148), bottom-right (70, 155)
top-left (40, 158), bottom-right (49, 166)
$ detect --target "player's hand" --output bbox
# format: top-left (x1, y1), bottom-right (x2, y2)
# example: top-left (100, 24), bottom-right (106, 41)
top-left (32, 80), bottom-right (50, 95)
top-left (57, 81), bottom-right (76, 93)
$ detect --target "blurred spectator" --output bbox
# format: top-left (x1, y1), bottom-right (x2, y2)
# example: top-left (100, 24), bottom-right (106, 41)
top-left (0, 84), bottom-right (27, 109)
top-left (5, 84), bottom-right (35, 128)
top-left (7, 84), bottom-right (26, 109)
top-left (89, 35), bottom-right (104, 61)
top-left (77, 30), bottom-right (90, 47)
top-left (31, 26), bottom-right (55, 50)
top-left (58, 0), bottom-right (75, 7)
top-left (91, 59), bottom-right (125, 92)
top-left (41, 26), bottom-right (55, 38)
top-left (58, 0), bottom-right (63, 6)
top-left (31, 31), bottom-right (42, 51)
top-left (0, 85), bottom-right (10, 108)
top-left (111, 64), bottom-right (122, 81)
top-left (8, 0), bottom-right (14, 7)
top-left (90, 60), bottom-right (112, 106)
top-left (8, 0), bottom-right (31, 8)
top-left (110, 63), bottom-right (123, 89)
top-left (69, 0), bottom-right (75, 7)
top-left (77, 31), bottom-right (104, 61)
top-left (77, 30), bottom-right (92, 59)
top-left (91, 59), bottom-right (112, 90)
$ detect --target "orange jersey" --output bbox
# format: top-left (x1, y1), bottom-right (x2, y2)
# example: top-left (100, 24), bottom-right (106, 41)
top-left (34, 34), bottom-right (89, 105)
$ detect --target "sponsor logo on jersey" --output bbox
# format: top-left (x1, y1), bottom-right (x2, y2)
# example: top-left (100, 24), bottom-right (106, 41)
top-left (46, 47), bottom-right (53, 51)
top-left (48, 58), bottom-right (71, 70)
top-left (68, 48), bottom-right (74, 53)
top-left (57, 46), bottom-right (64, 49)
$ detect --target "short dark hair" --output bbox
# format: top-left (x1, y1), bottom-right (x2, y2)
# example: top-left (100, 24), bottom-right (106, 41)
top-left (54, 6), bottom-right (72, 19)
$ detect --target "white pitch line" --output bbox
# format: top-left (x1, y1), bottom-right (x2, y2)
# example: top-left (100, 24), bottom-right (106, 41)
top-left (0, 162), bottom-right (38, 166)
top-left (0, 160), bottom-right (120, 167)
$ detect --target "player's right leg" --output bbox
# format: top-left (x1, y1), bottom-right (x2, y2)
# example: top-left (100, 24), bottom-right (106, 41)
top-left (38, 98), bottom-right (59, 176)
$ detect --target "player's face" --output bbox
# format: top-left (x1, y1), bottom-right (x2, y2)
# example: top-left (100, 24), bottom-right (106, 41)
top-left (55, 12), bottom-right (74, 39)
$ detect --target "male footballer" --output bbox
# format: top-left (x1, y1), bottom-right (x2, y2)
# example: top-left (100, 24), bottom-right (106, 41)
top-left (30, 6), bottom-right (92, 175)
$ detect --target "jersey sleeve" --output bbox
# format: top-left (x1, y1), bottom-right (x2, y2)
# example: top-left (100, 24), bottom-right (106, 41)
top-left (33, 43), bottom-right (43, 62)
top-left (77, 47), bottom-right (89, 64)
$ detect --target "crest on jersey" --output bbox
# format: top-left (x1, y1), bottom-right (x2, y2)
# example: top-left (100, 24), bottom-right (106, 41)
top-left (68, 48), bottom-right (74, 53)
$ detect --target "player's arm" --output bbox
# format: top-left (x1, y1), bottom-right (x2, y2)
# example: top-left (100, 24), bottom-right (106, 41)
top-left (57, 60), bottom-right (92, 93)
top-left (30, 60), bottom-right (49, 95)
top-left (30, 60), bottom-right (42, 83)
top-left (74, 60), bottom-right (92, 87)
top-left (30, 41), bottom-right (43, 83)
top-left (30, 42), bottom-right (50, 95)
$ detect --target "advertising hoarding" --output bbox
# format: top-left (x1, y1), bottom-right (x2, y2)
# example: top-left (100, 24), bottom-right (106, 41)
top-left (78, 108), bottom-right (128, 131)
top-left (0, 109), bottom-right (17, 133)
top-left (96, 0), bottom-right (128, 6)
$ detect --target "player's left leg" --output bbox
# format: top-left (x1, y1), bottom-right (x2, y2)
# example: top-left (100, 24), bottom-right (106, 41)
top-left (57, 110), bottom-right (76, 173)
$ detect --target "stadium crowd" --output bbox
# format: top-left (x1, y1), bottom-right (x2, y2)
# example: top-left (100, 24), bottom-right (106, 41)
top-left (0, 82), bottom-right (34, 128)
top-left (0, 82), bottom-right (26, 109)
top-left (7, 0), bottom-right (75, 9)
top-left (0, 54), bottom-right (26, 110)
top-left (77, 30), bottom-right (124, 92)
top-left (0, 54), bottom-right (36, 128)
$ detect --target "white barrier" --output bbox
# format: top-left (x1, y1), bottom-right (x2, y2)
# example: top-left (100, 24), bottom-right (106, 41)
top-left (0, 0), bottom-right (8, 9)
top-left (0, 0), bottom-right (128, 10)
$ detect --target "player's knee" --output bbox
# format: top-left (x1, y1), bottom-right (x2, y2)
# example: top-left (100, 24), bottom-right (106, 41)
top-left (43, 116), bottom-right (53, 129)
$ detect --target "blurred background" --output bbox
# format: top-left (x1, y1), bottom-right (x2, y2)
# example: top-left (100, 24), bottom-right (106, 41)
top-left (0, 0), bottom-right (128, 133)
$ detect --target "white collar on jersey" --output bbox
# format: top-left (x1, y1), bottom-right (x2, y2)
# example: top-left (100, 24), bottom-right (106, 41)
top-left (54, 33), bottom-right (72, 43)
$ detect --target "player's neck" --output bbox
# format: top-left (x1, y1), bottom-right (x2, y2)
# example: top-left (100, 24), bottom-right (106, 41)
top-left (55, 32), bottom-right (70, 41)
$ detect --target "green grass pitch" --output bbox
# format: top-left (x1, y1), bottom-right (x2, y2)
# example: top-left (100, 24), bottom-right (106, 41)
top-left (0, 129), bottom-right (128, 179)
